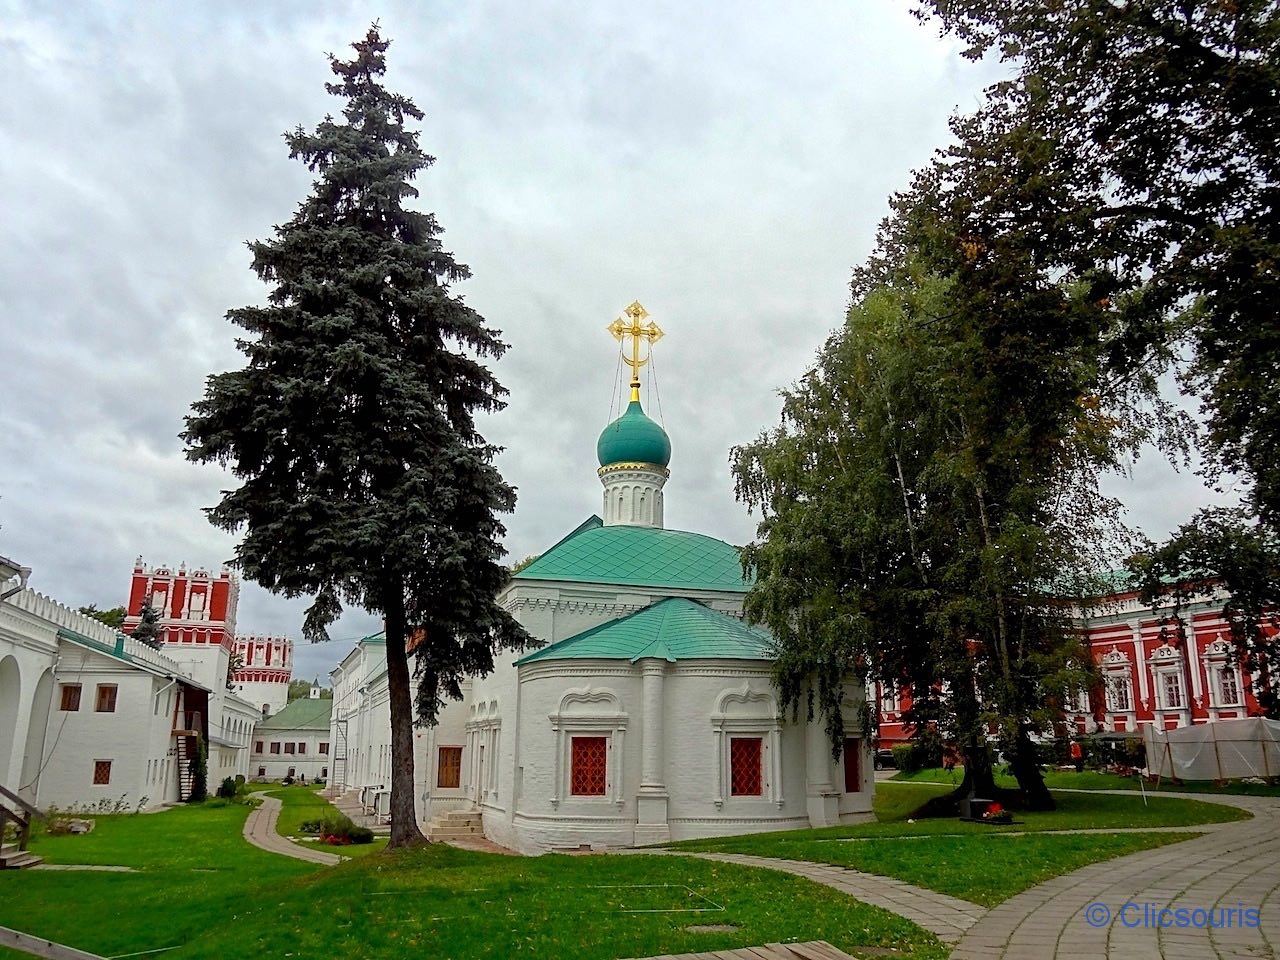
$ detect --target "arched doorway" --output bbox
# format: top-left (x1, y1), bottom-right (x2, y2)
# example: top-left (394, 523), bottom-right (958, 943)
top-left (20, 670), bottom-right (53, 802)
top-left (0, 656), bottom-right (22, 788)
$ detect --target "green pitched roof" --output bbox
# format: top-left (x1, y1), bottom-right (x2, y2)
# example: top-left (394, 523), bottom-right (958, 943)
top-left (517, 597), bottom-right (774, 664)
top-left (513, 518), bottom-right (751, 592)
top-left (258, 697), bottom-right (333, 730)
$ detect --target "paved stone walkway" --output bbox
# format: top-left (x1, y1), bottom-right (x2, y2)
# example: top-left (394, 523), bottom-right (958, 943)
top-left (663, 851), bottom-right (985, 944)
top-left (951, 791), bottom-right (1280, 960)
top-left (243, 792), bottom-right (342, 865)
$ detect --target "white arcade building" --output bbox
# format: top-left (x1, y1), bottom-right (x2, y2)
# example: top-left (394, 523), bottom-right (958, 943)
top-left (329, 306), bottom-right (873, 853)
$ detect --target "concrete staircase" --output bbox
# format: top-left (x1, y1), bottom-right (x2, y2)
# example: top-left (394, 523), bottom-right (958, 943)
top-left (0, 843), bottom-right (42, 870)
top-left (426, 809), bottom-right (483, 841)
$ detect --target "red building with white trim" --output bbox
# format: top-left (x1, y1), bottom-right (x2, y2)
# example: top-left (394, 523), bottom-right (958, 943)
top-left (122, 558), bottom-right (292, 717)
top-left (875, 585), bottom-right (1270, 747)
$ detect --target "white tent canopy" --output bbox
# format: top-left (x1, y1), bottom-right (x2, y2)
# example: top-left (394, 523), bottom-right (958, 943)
top-left (1144, 718), bottom-right (1280, 781)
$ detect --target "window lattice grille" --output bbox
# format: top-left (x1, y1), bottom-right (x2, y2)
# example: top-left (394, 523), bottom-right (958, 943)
top-left (730, 737), bottom-right (763, 796)
top-left (571, 737), bottom-right (607, 796)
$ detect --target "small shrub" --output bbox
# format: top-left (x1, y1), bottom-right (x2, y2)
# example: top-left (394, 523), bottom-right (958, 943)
top-left (891, 744), bottom-right (916, 772)
top-left (217, 777), bottom-right (237, 800)
top-left (300, 812), bottom-right (373, 844)
top-left (892, 740), bottom-right (944, 775)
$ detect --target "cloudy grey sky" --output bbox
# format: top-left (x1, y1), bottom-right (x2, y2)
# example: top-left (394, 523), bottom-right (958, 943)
top-left (0, 1), bottom-right (1233, 685)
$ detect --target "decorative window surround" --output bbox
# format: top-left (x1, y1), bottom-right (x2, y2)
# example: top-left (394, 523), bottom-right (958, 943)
top-left (711, 682), bottom-right (783, 809)
top-left (465, 699), bottom-right (502, 802)
top-left (1203, 637), bottom-right (1243, 709)
top-left (547, 687), bottom-right (628, 808)
top-left (1101, 647), bottom-right (1135, 716)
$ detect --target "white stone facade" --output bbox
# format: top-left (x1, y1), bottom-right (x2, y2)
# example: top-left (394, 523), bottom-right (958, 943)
top-left (329, 574), bottom-right (873, 854)
top-left (0, 571), bottom-right (213, 810)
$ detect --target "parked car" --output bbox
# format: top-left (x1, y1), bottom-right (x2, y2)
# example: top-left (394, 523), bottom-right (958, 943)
top-left (873, 748), bottom-right (897, 770)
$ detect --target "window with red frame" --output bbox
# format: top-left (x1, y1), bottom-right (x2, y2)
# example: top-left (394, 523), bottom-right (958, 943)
top-left (570, 736), bottom-right (607, 796)
top-left (730, 737), bottom-right (763, 795)
top-left (93, 760), bottom-right (112, 785)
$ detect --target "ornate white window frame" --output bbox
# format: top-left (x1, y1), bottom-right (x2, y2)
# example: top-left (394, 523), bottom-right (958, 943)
top-left (1100, 647), bottom-right (1135, 714)
top-left (1148, 644), bottom-right (1185, 711)
top-left (1203, 637), bottom-right (1243, 707)
top-left (464, 699), bottom-right (502, 802)
top-left (711, 682), bottom-right (783, 809)
top-left (548, 686), bottom-right (627, 808)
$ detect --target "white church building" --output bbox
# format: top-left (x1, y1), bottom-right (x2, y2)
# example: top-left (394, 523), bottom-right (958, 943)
top-left (330, 306), bottom-right (873, 853)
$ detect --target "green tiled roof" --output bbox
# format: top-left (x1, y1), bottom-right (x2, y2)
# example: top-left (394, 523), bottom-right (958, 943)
top-left (258, 697), bottom-right (333, 730)
top-left (513, 518), bottom-right (751, 592)
top-left (517, 597), bottom-right (774, 664)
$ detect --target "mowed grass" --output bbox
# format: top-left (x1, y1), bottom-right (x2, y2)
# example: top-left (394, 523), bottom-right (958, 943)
top-left (0, 798), bottom-right (946, 960)
top-left (179, 846), bottom-right (946, 960)
top-left (0, 803), bottom-right (314, 958)
top-left (665, 781), bottom-right (1243, 906)
top-left (263, 784), bottom-right (389, 858)
top-left (895, 764), bottom-right (1280, 797)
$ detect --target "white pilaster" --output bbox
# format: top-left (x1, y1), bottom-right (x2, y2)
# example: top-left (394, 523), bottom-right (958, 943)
top-left (634, 658), bottom-right (670, 845)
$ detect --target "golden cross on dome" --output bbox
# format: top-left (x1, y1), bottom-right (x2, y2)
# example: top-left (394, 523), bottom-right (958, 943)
top-left (607, 301), bottom-right (664, 401)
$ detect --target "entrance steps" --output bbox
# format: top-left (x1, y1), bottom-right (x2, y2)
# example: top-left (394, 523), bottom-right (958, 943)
top-left (426, 809), bottom-right (483, 841)
top-left (0, 844), bottom-right (42, 870)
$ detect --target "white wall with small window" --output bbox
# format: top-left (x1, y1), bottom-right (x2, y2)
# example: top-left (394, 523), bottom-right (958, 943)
top-left (250, 728), bottom-right (332, 781)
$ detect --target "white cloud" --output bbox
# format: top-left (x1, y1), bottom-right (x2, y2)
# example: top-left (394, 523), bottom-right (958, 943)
top-left (0, 0), bottom-right (1232, 683)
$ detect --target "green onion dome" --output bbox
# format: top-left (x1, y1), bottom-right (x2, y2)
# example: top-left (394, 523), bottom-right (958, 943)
top-left (596, 399), bottom-right (672, 468)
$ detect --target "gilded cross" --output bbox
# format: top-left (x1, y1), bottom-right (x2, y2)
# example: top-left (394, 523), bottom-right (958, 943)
top-left (607, 301), bottom-right (664, 398)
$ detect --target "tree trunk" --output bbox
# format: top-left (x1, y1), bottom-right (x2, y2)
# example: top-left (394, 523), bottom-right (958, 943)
top-left (958, 737), bottom-right (999, 798)
top-left (384, 575), bottom-right (426, 848)
top-left (1008, 727), bottom-right (1055, 811)
top-left (951, 662), bottom-right (998, 798)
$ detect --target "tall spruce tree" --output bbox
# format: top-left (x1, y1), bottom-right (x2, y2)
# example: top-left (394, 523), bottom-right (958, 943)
top-left (132, 603), bottom-right (163, 650)
top-left (184, 26), bottom-right (531, 846)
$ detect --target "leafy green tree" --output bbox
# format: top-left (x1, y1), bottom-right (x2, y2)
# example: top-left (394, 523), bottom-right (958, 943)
top-left (912, 4), bottom-right (1279, 514)
top-left (288, 678), bottom-right (333, 701)
top-left (131, 603), bottom-right (163, 650)
top-left (914, 0), bottom-right (1280, 712)
top-left (183, 26), bottom-right (531, 846)
top-left (78, 605), bottom-right (126, 630)
top-left (734, 88), bottom-right (1161, 809)
top-left (509, 555), bottom-right (539, 575)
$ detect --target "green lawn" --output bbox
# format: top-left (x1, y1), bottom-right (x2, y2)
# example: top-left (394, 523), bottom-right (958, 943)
top-left (664, 781), bottom-right (1244, 906)
top-left (894, 765), bottom-right (1280, 797)
top-left (0, 803), bottom-right (315, 958)
top-left (265, 784), bottom-right (389, 858)
top-left (0, 800), bottom-right (945, 960)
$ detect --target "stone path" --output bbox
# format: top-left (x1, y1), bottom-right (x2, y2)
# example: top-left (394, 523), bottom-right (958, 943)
top-left (243, 792), bottom-right (342, 865)
top-left (658, 851), bottom-right (985, 944)
top-left (951, 791), bottom-right (1280, 960)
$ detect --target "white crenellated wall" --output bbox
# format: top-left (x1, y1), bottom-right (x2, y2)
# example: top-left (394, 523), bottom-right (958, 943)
top-left (0, 579), bottom-right (204, 810)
